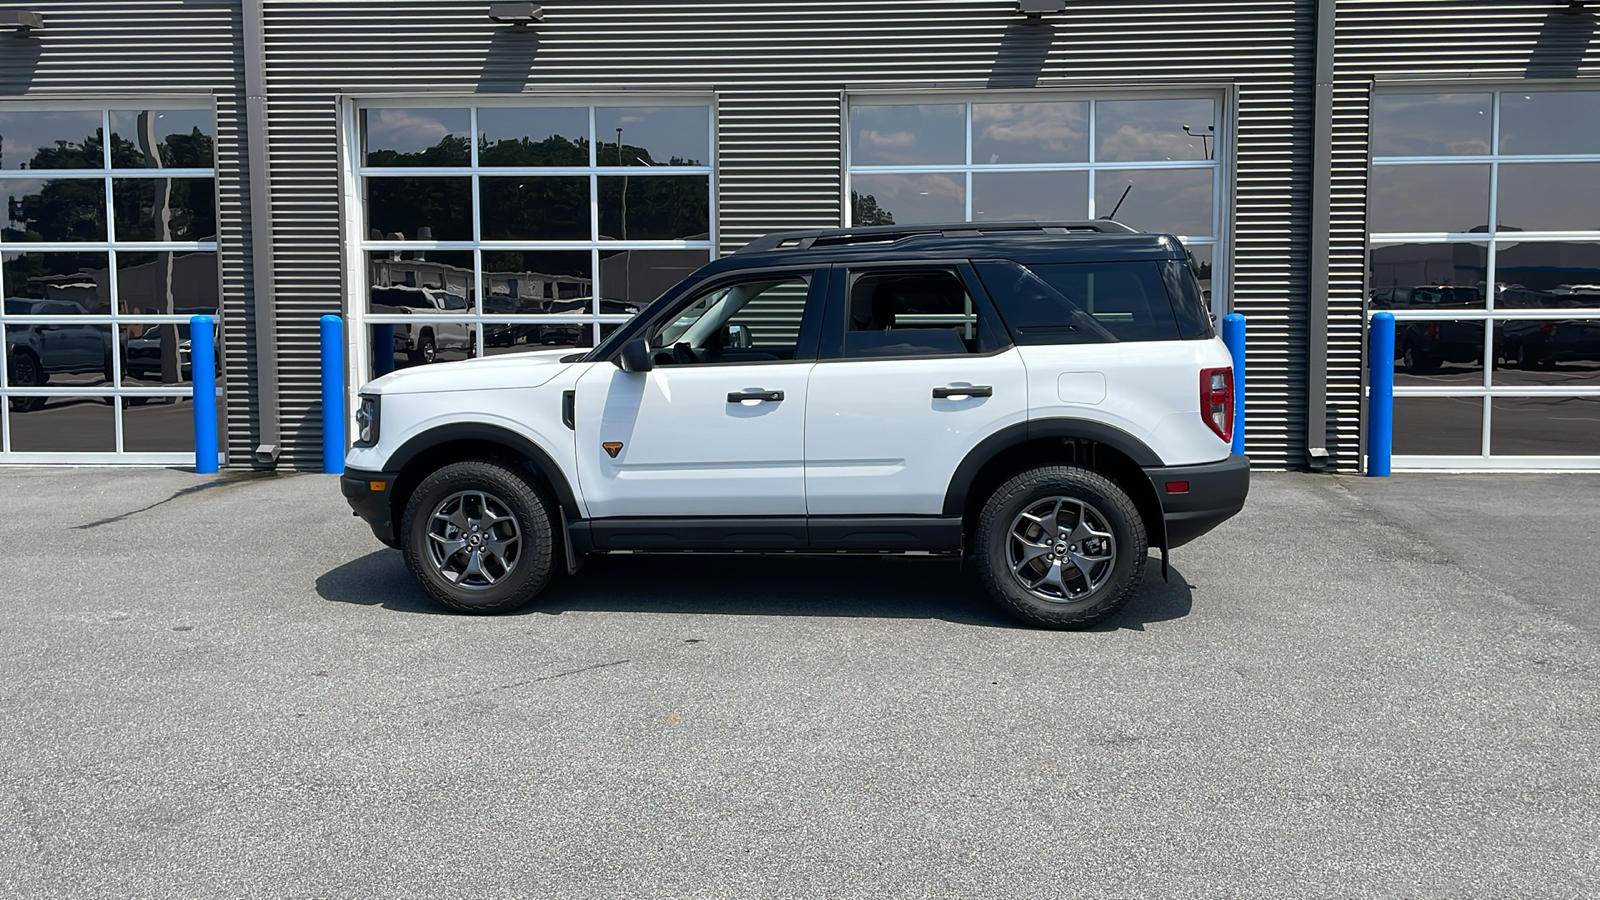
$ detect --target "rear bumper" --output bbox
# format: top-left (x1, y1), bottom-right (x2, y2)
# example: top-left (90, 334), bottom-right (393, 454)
top-left (1149, 454), bottom-right (1250, 548)
top-left (342, 467), bottom-right (399, 547)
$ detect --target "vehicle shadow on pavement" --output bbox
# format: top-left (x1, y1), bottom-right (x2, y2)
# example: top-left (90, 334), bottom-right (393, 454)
top-left (316, 550), bottom-right (1193, 630)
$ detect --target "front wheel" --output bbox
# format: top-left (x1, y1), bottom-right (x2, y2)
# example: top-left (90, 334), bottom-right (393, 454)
top-left (973, 466), bottom-right (1148, 629)
top-left (8, 350), bottom-right (45, 412)
top-left (400, 458), bottom-right (555, 614)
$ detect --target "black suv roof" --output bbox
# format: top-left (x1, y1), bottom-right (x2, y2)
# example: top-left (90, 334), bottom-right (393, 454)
top-left (713, 220), bottom-right (1187, 275)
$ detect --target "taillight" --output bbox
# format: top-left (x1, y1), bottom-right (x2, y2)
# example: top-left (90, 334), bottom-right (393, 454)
top-left (1541, 323), bottom-right (1556, 336)
top-left (1427, 322), bottom-right (1440, 340)
top-left (1201, 366), bottom-right (1233, 443)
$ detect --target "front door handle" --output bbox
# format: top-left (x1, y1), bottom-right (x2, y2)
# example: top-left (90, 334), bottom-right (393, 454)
top-left (728, 389), bottom-right (784, 403)
top-left (933, 385), bottom-right (992, 399)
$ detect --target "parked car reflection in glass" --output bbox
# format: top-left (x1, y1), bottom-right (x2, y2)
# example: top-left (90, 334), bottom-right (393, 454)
top-left (1370, 284), bottom-right (1487, 375)
top-left (370, 285), bottom-right (474, 365)
top-left (524, 298), bottom-right (642, 348)
top-left (483, 292), bottom-right (535, 348)
top-left (5, 298), bottom-right (113, 411)
top-left (120, 314), bottom-right (220, 385)
top-left (1497, 284), bottom-right (1600, 370)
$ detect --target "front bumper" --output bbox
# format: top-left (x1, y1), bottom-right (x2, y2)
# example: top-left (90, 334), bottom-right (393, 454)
top-left (341, 467), bottom-right (399, 547)
top-left (1149, 454), bottom-right (1250, 549)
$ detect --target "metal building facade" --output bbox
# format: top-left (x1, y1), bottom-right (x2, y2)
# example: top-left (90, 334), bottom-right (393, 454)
top-left (3, 1), bottom-right (1598, 470)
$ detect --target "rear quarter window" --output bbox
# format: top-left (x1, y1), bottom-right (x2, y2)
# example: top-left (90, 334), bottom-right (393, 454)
top-left (1028, 261), bottom-right (1183, 342)
top-left (979, 259), bottom-right (1210, 344)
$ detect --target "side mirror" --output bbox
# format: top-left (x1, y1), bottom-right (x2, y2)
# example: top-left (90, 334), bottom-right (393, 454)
top-left (724, 323), bottom-right (752, 349)
top-left (617, 337), bottom-right (653, 373)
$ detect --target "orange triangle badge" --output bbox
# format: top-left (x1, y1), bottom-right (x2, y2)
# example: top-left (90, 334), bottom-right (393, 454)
top-left (602, 441), bottom-right (624, 459)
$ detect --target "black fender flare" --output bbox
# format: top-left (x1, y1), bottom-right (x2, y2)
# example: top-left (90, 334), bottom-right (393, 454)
top-left (941, 418), bottom-right (1164, 517)
top-left (387, 422), bottom-right (581, 518)
top-left (942, 418), bottom-right (1169, 571)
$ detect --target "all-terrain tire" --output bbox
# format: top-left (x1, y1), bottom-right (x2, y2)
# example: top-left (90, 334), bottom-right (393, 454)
top-left (973, 465), bottom-right (1148, 630)
top-left (400, 458), bottom-right (555, 614)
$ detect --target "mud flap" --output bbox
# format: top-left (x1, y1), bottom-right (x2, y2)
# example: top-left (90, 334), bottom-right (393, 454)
top-left (560, 509), bottom-right (584, 575)
top-left (1142, 469), bottom-right (1170, 582)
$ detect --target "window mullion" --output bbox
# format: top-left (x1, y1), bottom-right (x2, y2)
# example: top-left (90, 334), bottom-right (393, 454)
top-left (964, 103), bottom-right (973, 222)
top-left (1087, 100), bottom-right (1098, 218)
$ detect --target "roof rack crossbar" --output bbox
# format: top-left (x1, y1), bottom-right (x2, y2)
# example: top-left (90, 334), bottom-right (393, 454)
top-left (735, 219), bottom-right (1140, 254)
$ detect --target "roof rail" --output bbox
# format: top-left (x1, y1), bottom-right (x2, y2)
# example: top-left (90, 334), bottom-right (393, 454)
top-left (735, 219), bottom-right (1141, 254)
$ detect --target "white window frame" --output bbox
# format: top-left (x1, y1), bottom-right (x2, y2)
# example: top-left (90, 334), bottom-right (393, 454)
top-left (338, 94), bottom-right (717, 390)
top-left (0, 96), bottom-right (223, 465)
top-left (842, 87), bottom-right (1232, 319)
top-left (1370, 82), bottom-right (1600, 471)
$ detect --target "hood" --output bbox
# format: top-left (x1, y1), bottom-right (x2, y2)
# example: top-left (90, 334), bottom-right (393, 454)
top-left (361, 347), bottom-right (581, 395)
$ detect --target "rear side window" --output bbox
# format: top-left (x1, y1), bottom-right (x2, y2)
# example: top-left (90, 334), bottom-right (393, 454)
top-left (842, 269), bottom-right (984, 358)
top-left (1027, 261), bottom-right (1184, 342)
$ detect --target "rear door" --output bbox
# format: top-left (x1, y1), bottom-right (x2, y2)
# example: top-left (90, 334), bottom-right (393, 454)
top-left (803, 262), bottom-right (1028, 516)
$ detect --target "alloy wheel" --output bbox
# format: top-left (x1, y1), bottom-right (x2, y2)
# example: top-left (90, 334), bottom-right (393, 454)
top-left (425, 490), bottom-right (522, 590)
top-left (1007, 495), bottom-right (1118, 603)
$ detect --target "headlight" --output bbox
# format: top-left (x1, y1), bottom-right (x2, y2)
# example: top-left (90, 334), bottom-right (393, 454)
top-left (354, 394), bottom-right (380, 447)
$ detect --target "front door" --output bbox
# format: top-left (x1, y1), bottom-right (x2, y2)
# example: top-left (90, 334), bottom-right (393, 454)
top-left (573, 270), bottom-right (823, 518)
top-left (804, 264), bottom-right (1028, 516)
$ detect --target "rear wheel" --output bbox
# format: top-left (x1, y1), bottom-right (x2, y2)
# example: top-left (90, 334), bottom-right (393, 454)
top-left (1402, 342), bottom-right (1440, 375)
top-left (974, 465), bottom-right (1147, 629)
top-left (400, 458), bottom-right (555, 614)
top-left (409, 332), bottom-right (437, 365)
top-left (1516, 343), bottom-right (1550, 370)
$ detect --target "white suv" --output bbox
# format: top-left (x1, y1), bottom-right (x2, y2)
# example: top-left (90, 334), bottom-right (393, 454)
top-left (343, 221), bottom-right (1248, 629)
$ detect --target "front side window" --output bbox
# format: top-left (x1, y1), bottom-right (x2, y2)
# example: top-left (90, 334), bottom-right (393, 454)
top-left (646, 275), bottom-right (811, 366)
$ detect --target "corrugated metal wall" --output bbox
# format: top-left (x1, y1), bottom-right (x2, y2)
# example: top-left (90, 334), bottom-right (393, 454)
top-left (4, 1), bottom-right (1326, 469)
top-left (0, 0), bottom-right (255, 462)
top-left (253, 0), bottom-right (1317, 469)
top-left (1332, 1), bottom-right (1600, 469)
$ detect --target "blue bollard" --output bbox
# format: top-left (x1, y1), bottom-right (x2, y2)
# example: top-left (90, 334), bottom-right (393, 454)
top-left (1222, 313), bottom-right (1246, 455)
top-left (372, 323), bottom-right (395, 376)
top-left (1368, 311), bottom-right (1395, 477)
top-left (320, 315), bottom-right (345, 475)
top-left (190, 315), bottom-right (218, 474)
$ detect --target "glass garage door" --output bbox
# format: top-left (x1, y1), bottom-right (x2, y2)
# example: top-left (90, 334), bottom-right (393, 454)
top-left (1370, 88), bottom-right (1600, 469)
top-left (844, 91), bottom-right (1226, 315)
top-left (346, 99), bottom-right (715, 383)
top-left (0, 102), bottom-right (222, 464)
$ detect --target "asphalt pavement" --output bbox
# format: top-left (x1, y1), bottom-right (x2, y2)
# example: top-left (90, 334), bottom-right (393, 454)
top-left (1, 468), bottom-right (1597, 899)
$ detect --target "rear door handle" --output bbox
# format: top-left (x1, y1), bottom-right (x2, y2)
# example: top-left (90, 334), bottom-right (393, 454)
top-left (728, 389), bottom-right (784, 403)
top-left (933, 385), bottom-right (992, 399)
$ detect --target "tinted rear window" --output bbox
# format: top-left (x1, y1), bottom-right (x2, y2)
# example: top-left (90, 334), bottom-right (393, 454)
top-left (972, 260), bottom-right (1116, 345)
top-left (1029, 261), bottom-right (1182, 342)
top-left (979, 259), bottom-right (1206, 343)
